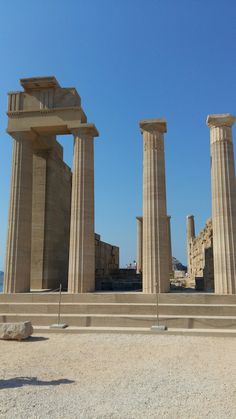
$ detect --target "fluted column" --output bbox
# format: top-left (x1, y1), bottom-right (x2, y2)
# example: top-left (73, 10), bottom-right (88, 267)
top-left (136, 216), bottom-right (143, 274)
top-left (207, 114), bottom-right (236, 294)
top-left (186, 215), bottom-right (195, 275)
top-left (140, 119), bottom-right (169, 293)
top-left (167, 215), bottom-right (173, 278)
top-left (4, 135), bottom-right (33, 293)
top-left (68, 124), bottom-right (99, 293)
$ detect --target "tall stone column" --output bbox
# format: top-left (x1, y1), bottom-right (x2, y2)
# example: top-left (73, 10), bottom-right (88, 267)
top-left (140, 119), bottom-right (169, 293)
top-left (167, 215), bottom-right (173, 278)
top-left (207, 114), bottom-right (236, 294)
top-left (136, 216), bottom-right (143, 274)
top-left (68, 124), bottom-right (99, 293)
top-left (4, 134), bottom-right (33, 293)
top-left (186, 215), bottom-right (195, 275)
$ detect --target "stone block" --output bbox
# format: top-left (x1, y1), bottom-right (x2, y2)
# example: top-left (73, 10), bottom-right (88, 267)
top-left (0, 321), bottom-right (33, 340)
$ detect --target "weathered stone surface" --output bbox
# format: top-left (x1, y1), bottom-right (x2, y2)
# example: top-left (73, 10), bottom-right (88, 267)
top-left (186, 215), bottom-right (195, 277)
top-left (4, 76), bottom-right (107, 295)
top-left (31, 143), bottom-right (72, 291)
top-left (4, 135), bottom-right (33, 293)
top-left (5, 76), bottom-right (87, 294)
top-left (136, 216), bottom-right (143, 274)
top-left (95, 234), bottom-right (119, 279)
top-left (67, 125), bottom-right (99, 293)
top-left (0, 321), bottom-right (33, 340)
top-left (167, 215), bottom-right (173, 279)
top-left (207, 114), bottom-right (236, 294)
top-left (140, 118), bottom-right (170, 293)
top-left (187, 218), bottom-right (214, 291)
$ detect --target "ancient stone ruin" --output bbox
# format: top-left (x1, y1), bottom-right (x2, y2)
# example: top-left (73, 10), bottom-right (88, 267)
top-left (185, 115), bottom-right (236, 294)
top-left (187, 216), bottom-right (214, 291)
top-left (4, 76), bottom-right (118, 293)
top-left (136, 115), bottom-right (236, 295)
top-left (3, 76), bottom-right (236, 295)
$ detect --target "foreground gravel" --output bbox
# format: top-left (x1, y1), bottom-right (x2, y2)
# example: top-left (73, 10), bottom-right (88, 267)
top-left (0, 334), bottom-right (235, 419)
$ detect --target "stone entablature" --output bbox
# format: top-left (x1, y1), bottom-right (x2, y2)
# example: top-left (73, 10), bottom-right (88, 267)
top-left (7, 77), bottom-right (87, 136)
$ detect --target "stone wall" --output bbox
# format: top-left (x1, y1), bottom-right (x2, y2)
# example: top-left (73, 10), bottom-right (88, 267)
top-left (31, 142), bottom-right (72, 290)
top-left (95, 234), bottom-right (119, 279)
top-left (42, 150), bottom-right (72, 290)
top-left (30, 142), bottom-right (119, 291)
top-left (188, 218), bottom-right (214, 291)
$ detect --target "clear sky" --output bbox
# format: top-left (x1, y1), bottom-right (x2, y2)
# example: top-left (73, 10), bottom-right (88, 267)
top-left (0, 0), bottom-right (236, 270)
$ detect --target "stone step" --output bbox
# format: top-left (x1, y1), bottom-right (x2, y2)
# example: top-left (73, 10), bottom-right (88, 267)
top-left (155, 304), bottom-right (236, 316)
top-left (0, 293), bottom-right (154, 304)
top-left (1, 302), bottom-right (236, 316)
top-left (0, 302), bottom-right (156, 315)
top-left (1, 292), bottom-right (236, 304)
top-left (1, 313), bottom-right (236, 329)
top-left (33, 326), bottom-right (236, 337)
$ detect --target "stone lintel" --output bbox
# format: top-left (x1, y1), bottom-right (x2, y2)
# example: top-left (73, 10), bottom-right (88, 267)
top-left (6, 129), bottom-right (64, 154)
top-left (72, 123), bottom-right (99, 138)
top-left (7, 129), bottom-right (37, 142)
top-left (207, 114), bottom-right (235, 128)
top-left (139, 118), bottom-right (167, 134)
top-left (20, 76), bottom-right (60, 91)
top-left (7, 107), bottom-right (87, 137)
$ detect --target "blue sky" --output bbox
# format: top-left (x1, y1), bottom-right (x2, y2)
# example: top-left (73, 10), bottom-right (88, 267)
top-left (0, 0), bottom-right (236, 270)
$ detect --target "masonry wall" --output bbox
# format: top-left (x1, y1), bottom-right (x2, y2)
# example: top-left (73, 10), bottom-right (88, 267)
top-left (31, 146), bottom-right (71, 290)
top-left (95, 234), bottom-right (119, 279)
top-left (188, 218), bottom-right (214, 291)
top-left (31, 144), bottom-right (119, 291)
top-left (42, 151), bottom-right (72, 290)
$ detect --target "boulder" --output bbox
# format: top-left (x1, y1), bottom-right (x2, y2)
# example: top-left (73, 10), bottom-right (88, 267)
top-left (0, 321), bottom-right (33, 340)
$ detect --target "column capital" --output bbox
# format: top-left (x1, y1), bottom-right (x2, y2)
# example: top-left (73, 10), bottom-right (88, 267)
top-left (139, 118), bottom-right (167, 134)
top-left (71, 123), bottom-right (99, 138)
top-left (136, 216), bottom-right (143, 222)
top-left (207, 114), bottom-right (235, 128)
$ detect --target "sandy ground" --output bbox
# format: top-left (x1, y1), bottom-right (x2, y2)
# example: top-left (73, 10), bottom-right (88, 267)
top-left (0, 334), bottom-right (235, 419)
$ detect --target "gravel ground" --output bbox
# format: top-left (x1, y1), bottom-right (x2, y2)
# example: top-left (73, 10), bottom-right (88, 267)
top-left (0, 333), bottom-right (235, 419)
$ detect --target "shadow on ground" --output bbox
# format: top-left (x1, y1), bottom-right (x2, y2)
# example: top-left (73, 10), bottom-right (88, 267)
top-left (26, 336), bottom-right (49, 342)
top-left (0, 377), bottom-right (75, 389)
